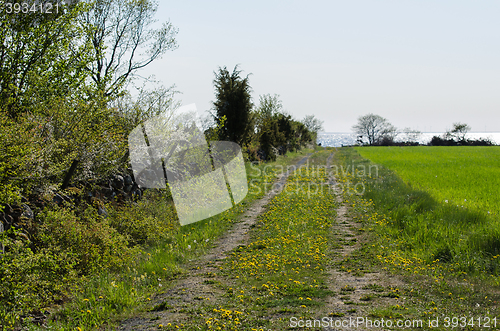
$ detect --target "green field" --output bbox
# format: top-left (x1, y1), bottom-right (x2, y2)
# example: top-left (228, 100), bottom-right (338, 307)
top-left (337, 146), bottom-right (500, 279)
top-left (355, 146), bottom-right (500, 217)
top-left (332, 147), bottom-right (500, 322)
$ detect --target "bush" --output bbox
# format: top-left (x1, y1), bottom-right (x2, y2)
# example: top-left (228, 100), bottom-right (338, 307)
top-left (0, 112), bottom-right (36, 205)
top-left (36, 206), bottom-right (137, 275)
top-left (0, 228), bottom-right (80, 324)
top-left (108, 190), bottom-right (179, 246)
top-left (429, 136), bottom-right (494, 146)
top-left (0, 190), bottom-right (179, 327)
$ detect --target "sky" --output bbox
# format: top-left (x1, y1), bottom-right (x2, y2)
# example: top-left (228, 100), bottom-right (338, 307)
top-left (139, 0), bottom-right (500, 133)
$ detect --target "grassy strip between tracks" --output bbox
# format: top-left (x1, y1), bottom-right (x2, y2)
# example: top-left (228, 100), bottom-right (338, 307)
top-left (152, 149), bottom-right (337, 330)
top-left (10, 148), bottom-right (318, 331)
top-left (332, 147), bottom-right (500, 329)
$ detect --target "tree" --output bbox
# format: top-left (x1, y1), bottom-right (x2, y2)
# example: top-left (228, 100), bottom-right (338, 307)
top-left (445, 122), bottom-right (471, 142)
top-left (292, 121), bottom-right (312, 150)
top-left (212, 65), bottom-right (253, 146)
top-left (252, 93), bottom-right (283, 134)
top-left (0, 1), bottom-right (91, 117)
top-left (352, 113), bottom-right (397, 145)
top-left (302, 115), bottom-right (323, 142)
top-left (258, 117), bottom-right (281, 161)
top-left (111, 80), bottom-right (179, 133)
top-left (257, 94), bottom-right (282, 118)
top-left (0, 1), bottom-right (104, 195)
top-left (250, 94), bottom-right (313, 160)
top-left (303, 115), bottom-right (323, 133)
top-left (55, 0), bottom-right (179, 188)
top-left (80, 0), bottom-right (178, 99)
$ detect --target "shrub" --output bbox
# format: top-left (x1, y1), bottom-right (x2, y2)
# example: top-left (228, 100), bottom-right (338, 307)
top-left (37, 206), bottom-right (137, 275)
top-left (429, 136), bottom-right (495, 146)
top-left (0, 228), bottom-right (80, 324)
top-left (108, 190), bottom-right (179, 246)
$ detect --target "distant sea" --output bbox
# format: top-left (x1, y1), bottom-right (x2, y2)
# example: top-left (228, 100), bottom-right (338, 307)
top-left (317, 132), bottom-right (500, 147)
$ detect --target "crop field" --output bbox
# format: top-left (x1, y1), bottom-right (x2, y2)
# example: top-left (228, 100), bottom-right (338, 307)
top-left (355, 146), bottom-right (500, 217)
top-left (338, 146), bottom-right (500, 279)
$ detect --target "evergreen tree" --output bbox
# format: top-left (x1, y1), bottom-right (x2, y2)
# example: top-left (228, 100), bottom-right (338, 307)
top-left (212, 65), bottom-right (253, 146)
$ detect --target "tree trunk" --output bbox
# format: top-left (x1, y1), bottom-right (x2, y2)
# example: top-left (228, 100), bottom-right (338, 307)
top-left (61, 159), bottom-right (79, 190)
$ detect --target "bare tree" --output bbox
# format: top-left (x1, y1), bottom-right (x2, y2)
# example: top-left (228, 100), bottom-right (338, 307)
top-left (302, 115), bottom-right (323, 143)
top-left (352, 113), bottom-right (397, 145)
top-left (111, 80), bottom-right (180, 131)
top-left (445, 122), bottom-right (471, 142)
top-left (81, 0), bottom-right (178, 98)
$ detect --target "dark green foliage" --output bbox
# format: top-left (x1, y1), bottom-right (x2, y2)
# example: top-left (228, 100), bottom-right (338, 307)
top-left (209, 80), bottom-right (316, 161)
top-left (212, 65), bottom-right (254, 145)
top-left (258, 116), bottom-right (282, 161)
top-left (429, 135), bottom-right (494, 146)
top-left (258, 113), bottom-right (313, 161)
top-left (249, 94), bottom-right (314, 160)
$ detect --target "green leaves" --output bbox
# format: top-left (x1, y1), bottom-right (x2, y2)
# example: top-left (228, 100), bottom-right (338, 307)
top-left (0, 111), bottom-right (37, 204)
top-left (0, 1), bottom-right (91, 117)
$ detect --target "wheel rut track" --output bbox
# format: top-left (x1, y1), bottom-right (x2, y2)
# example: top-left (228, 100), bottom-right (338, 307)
top-left (117, 153), bottom-right (314, 330)
top-left (117, 150), bottom-right (407, 331)
top-left (322, 149), bottom-right (405, 331)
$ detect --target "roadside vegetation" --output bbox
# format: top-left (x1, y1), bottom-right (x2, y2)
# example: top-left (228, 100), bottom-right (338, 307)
top-left (1, 148), bottom-right (315, 330)
top-left (115, 146), bottom-right (500, 330)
